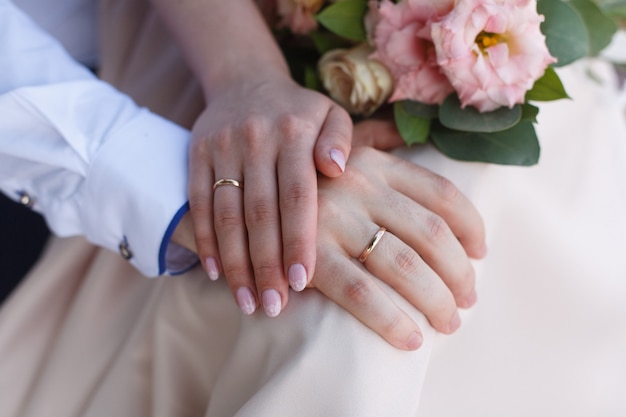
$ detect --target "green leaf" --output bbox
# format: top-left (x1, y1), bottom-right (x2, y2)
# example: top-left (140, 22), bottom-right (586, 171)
top-left (521, 103), bottom-right (540, 123)
top-left (525, 66), bottom-right (570, 101)
top-left (394, 101), bottom-right (432, 145)
top-left (304, 65), bottom-right (321, 91)
top-left (539, 0), bottom-right (589, 66)
top-left (439, 95), bottom-right (522, 133)
top-left (597, 0), bottom-right (626, 17)
top-left (430, 121), bottom-right (540, 166)
top-left (397, 100), bottom-right (439, 119)
top-left (316, 0), bottom-right (368, 42)
top-left (310, 31), bottom-right (351, 54)
top-left (568, 0), bottom-right (618, 56)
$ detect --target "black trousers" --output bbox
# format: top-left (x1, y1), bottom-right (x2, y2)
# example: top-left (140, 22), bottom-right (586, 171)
top-left (0, 193), bottom-right (49, 303)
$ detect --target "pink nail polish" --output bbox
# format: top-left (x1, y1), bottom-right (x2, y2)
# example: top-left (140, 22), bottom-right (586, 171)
top-left (288, 263), bottom-right (307, 292)
top-left (204, 257), bottom-right (220, 281)
top-left (329, 148), bottom-right (346, 173)
top-left (236, 287), bottom-right (257, 315)
top-left (406, 331), bottom-right (423, 350)
top-left (262, 289), bottom-right (282, 318)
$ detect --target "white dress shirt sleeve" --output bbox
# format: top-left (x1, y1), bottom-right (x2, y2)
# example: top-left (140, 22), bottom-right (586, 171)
top-left (0, 0), bottom-right (198, 277)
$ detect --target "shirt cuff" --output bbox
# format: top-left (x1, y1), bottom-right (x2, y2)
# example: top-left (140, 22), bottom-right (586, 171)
top-left (81, 109), bottom-right (196, 277)
top-left (159, 202), bottom-right (200, 275)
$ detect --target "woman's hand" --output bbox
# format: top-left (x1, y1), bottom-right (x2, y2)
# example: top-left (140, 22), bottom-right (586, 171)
top-left (175, 145), bottom-right (486, 350)
top-left (309, 147), bottom-right (486, 350)
top-left (188, 75), bottom-right (352, 318)
top-left (148, 0), bottom-right (352, 317)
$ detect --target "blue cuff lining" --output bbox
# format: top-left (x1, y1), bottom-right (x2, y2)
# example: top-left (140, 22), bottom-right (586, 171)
top-left (158, 201), bottom-right (191, 275)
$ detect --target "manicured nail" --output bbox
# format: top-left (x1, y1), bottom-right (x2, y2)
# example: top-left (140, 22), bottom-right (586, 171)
top-left (329, 148), bottom-right (346, 173)
top-left (262, 289), bottom-right (282, 318)
top-left (205, 257), bottom-right (220, 281)
top-left (288, 263), bottom-right (307, 292)
top-left (236, 287), bottom-right (257, 315)
top-left (406, 331), bottom-right (423, 350)
top-left (448, 311), bottom-right (461, 333)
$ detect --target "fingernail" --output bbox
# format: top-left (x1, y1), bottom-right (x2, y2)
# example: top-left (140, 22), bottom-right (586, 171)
top-left (236, 287), bottom-right (257, 315)
top-left (204, 257), bottom-right (220, 281)
top-left (288, 263), bottom-right (307, 292)
top-left (329, 148), bottom-right (346, 173)
top-left (262, 289), bottom-right (282, 318)
top-left (406, 331), bottom-right (423, 350)
top-left (448, 311), bottom-right (461, 333)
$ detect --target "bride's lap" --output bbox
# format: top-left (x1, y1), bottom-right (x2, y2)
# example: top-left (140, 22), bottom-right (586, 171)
top-left (0, 237), bottom-right (434, 417)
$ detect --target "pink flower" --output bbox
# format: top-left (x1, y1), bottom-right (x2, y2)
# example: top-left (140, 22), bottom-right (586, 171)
top-left (370, 0), bottom-right (456, 104)
top-left (431, 0), bottom-right (557, 112)
top-left (276, 0), bottom-right (324, 34)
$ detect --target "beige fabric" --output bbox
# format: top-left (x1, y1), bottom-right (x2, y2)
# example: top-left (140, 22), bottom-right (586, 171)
top-left (1, 1), bottom-right (625, 416)
top-left (0, 2), bottom-right (435, 416)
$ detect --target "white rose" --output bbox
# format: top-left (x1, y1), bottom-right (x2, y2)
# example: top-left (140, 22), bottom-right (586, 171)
top-left (318, 43), bottom-right (393, 116)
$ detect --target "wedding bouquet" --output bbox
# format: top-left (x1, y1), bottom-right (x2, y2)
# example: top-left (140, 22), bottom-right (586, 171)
top-left (259, 0), bottom-right (625, 165)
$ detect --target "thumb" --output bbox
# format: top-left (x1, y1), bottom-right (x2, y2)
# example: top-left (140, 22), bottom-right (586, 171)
top-left (314, 105), bottom-right (353, 178)
top-left (352, 119), bottom-right (405, 150)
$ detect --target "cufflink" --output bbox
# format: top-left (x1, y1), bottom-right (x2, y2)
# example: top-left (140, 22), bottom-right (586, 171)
top-left (118, 236), bottom-right (133, 260)
top-left (17, 191), bottom-right (34, 208)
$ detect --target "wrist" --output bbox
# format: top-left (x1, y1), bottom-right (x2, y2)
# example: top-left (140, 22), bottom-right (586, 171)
top-left (199, 59), bottom-right (291, 100)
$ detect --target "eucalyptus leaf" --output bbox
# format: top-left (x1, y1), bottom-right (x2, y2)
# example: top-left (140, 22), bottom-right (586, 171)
top-left (394, 101), bottom-right (432, 146)
top-left (521, 103), bottom-right (540, 123)
top-left (526, 66), bottom-right (569, 101)
top-left (439, 95), bottom-right (522, 133)
top-left (310, 31), bottom-right (347, 55)
top-left (431, 121), bottom-right (540, 166)
top-left (593, 0), bottom-right (626, 17)
top-left (398, 100), bottom-right (439, 119)
top-left (538, 0), bottom-right (589, 66)
top-left (316, 0), bottom-right (368, 42)
top-left (568, 0), bottom-right (618, 56)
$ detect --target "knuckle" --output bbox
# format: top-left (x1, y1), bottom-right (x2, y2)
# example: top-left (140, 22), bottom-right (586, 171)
top-left (277, 113), bottom-right (315, 141)
top-left (280, 182), bottom-right (314, 210)
top-left (188, 198), bottom-right (210, 217)
top-left (344, 279), bottom-right (374, 306)
top-left (213, 129), bottom-right (236, 154)
top-left (381, 311), bottom-right (404, 335)
top-left (394, 248), bottom-right (422, 279)
top-left (222, 264), bottom-right (250, 283)
top-left (433, 174), bottom-right (460, 204)
top-left (214, 206), bottom-right (243, 230)
top-left (246, 199), bottom-right (278, 227)
top-left (253, 261), bottom-right (284, 282)
top-left (425, 214), bottom-right (449, 242)
top-left (242, 116), bottom-right (268, 150)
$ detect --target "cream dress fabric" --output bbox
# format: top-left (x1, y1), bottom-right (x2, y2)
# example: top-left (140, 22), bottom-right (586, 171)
top-left (1, 1), bottom-right (625, 416)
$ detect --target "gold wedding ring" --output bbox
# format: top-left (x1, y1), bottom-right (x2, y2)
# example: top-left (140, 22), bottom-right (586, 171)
top-left (213, 178), bottom-right (243, 191)
top-left (358, 227), bottom-right (386, 263)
